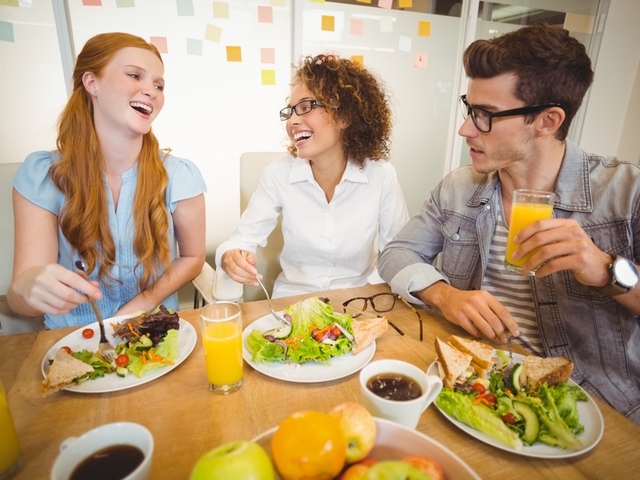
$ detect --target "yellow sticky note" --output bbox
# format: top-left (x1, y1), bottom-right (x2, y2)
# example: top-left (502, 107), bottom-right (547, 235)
top-left (270, 0), bottom-right (285, 6)
top-left (205, 24), bottom-right (222, 43)
top-left (0, 0), bottom-right (19, 6)
top-left (357, 0), bottom-right (372, 3)
top-left (226, 46), bottom-right (242, 62)
top-left (350, 55), bottom-right (364, 67)
top-left (399, 0), bottom-right (412, 7)
top-left (321, 15), bottom-right (335, 32)
top-left (311, 0), bottom-right (325, 2)
top-left (213, 2), bottom-right (229, 19)
top-left (418, 21), bottom-right (431, 37)
top-left (262, 70), bottom-right (276, 85)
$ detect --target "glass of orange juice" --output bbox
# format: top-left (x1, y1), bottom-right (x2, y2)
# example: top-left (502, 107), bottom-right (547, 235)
top-left (0, 378), bottom-right (23, 480)
top-left (200, 301), bottom-right (243, 394)
top-left (505, 189), bottom-right (555, 274)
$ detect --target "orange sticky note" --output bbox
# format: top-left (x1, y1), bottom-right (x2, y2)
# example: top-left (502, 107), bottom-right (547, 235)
top-left (357, 0), bottom-right (372, 3)
top-left (226, 46), bottom-right (242, 62)
top-left (262, 70), bottom-right (276, 85)
top-left (418, 21), bottom-right (431, 36)
top-left (258, 6), bottom-right (273, 23)
top-left (399, 0), bottom-right (412, 7)
top-left (150, 37), bottom-right (168, 54)
top-left (321, 15), bottom-right (335, 32)
top-left (351, 55), bottom-right (364, 67)
top-left (414, 52), bottom-right (427, 69)
top-left (82, 0), bottom-right (102, 5)
top-left (205, 24), bottom-right (222, 43)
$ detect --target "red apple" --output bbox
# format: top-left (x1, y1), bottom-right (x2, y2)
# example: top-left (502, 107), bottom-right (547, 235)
top-left (401, 455), bottom-right (445, 480)
top-left (339, 463), bottom-right (372, 480)
top-left (329, 402), bottom-right (377, 463)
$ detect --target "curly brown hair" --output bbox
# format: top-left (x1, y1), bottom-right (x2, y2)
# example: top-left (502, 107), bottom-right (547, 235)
top-left (287, 54), bottom-right (392, 167)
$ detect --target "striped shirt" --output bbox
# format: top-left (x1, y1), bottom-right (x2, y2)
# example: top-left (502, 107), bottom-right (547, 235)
top-left (481, 211), bottom-right (544, 356)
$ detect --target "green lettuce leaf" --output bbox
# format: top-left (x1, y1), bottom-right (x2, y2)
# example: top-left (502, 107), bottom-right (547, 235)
top-left (126, 329), bottom-right (180, 378)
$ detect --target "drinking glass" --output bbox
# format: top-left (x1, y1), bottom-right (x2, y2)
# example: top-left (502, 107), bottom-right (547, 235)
top-left (200, 301), bottom-right (243, 394)
top-left (505, 189), bottom-right (555, 274)
top-left (0, 379), bottom-right (23, 480)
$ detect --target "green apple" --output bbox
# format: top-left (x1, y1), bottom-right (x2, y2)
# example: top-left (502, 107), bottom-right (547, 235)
top-left (190, 440), bottom-right (275, 480)
top-left (362, 461), bottom-right (430, 480)
top-left (329, 402), bottom-right (377, 463)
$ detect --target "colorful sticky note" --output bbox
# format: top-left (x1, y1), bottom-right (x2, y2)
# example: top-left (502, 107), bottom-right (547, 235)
top-left (398, 35), bottom-right (411, 52)
top-left (258, 6), bottom-right (273, 23)
top-left (261, 47), bottom-right (275, 64)
top-left (213, 2), bottom-right (229, 19)
top-left (0, 1), bottom-right (19, 6)
top-left (226, 46), bottom-right (242, 62)
top-left (311, 0), bottom-right (325, 2)
top-left (270, 0), bottom-right (285, 6)
top-left (350, 55), bottom-right (364, 67)
top-left (350, 18), bottom-right (364, 36)
top-left (116, 0), bottom-right (135, 7)
top-left (150, 37), bottom-right (168, 54)
top-left (186, 38), bottom-right (202, 56)
top-left (205, 24), bottom-right (222, 43)
top-left (418, 21), bottom-right (431, 36)
top-left (82, 0), bottom-right (102, 5)
top-left (357, 0), bottom-right (372, 4)
top-left (176, 0), bottom-right (194, 16)
top-left (322, 15), bottom-right (335, 32)
top-left (379, 16), bottom-right (393, 33)
top-left (262, 70), bottom-right (276, 85)
top-left (0, 21), bottom-right (14, 42)
top-left (414, 52), bottom-right (427, 69)
top-left (378, 0), bottom-right (392, 9)
top-left (399, 0), bottom-right (412, 7)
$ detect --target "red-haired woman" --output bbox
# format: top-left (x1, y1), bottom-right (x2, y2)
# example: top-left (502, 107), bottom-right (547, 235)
top-left (9, 32), bottom-right (206, 328)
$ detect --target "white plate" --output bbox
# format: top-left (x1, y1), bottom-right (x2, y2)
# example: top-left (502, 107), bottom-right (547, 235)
top-left (253, 417), bottom-right (480, 480)
top-left (429, 352), bottom-right (604, 458)
top-left (242, 313), bottom-right (375, 383)
top-left (41, 315), bottom-right (197, 393)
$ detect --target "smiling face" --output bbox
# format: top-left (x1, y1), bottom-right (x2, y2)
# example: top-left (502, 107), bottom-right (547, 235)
top-left (458, 73), bottom-right (536, 176)
top-left (285, 82), bottom-right (347, 164)
top-left (85, 47), bottom-right (165, 139)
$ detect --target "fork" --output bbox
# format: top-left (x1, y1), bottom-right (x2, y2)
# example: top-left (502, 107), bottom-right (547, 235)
top-left (240, 251), bottom-right (289, 325)
top-left (507, 335), bottom-right (513, 361)
top-left (74, 260), bottom-right (117, 362)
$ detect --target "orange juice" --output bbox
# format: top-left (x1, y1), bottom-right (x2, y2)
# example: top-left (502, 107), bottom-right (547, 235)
top-left (204, 321), bottom-right (243, 387)
top-left (0, 382), bottom-right (22, 477)
top-left (506, 202), bottom-right (554, 270)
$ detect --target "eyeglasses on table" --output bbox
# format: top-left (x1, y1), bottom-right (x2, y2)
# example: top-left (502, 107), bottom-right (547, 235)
top-left (342, 292), bottom-right (423, 341)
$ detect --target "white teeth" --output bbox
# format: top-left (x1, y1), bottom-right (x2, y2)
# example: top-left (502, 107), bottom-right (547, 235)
top-left (130, 101), bottom-right (152, 114)
top-left (294, 132), bottom-right (312, 141)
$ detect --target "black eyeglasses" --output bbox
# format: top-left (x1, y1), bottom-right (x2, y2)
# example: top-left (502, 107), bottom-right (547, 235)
top-left (459, 94), bottom-right (563, 133)
top-left (343, 293), bottom-right (423, 341)
top-left (279, 99), bottom-right (325, 121)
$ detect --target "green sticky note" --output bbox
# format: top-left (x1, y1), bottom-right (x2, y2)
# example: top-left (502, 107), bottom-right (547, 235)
top-left (116, 0), bottom-right (135, 6)
top-left (176, 0), bottom-right (194, 16)
top-left (0, 21), bottom-right (15, 43)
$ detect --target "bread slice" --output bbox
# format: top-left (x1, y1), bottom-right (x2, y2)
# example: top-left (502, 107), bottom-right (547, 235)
top-left (434, 337), bottom-right (473, 389)
top-left (449, 335), bottom-right (494, 371)
top-left (352, 316), bottom-right (388, 355)
top-left (41, 348), bottom-right (94, 397)
top-left (520, 355), bottom-right (574, 391)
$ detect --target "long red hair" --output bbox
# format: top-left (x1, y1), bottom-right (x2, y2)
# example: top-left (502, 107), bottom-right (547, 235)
top-left (50, 32), bottom-right (171, 291)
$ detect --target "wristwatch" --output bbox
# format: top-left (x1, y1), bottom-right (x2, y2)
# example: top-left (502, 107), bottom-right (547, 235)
top-left (597, 255), bottom-right (639, 296)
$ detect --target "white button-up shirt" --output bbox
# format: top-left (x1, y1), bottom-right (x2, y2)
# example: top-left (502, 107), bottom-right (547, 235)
top-left (216, 155), bottom-right (409, 298)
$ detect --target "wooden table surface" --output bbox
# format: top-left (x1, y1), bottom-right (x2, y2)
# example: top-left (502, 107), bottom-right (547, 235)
top-left (3, 283), bottom-right (640, 479)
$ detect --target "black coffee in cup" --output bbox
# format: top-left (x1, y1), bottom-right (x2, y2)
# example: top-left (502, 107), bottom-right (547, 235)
top-left (69, 444), bottom-right (144, 480)
top-left (366, 372), bottom-right (422, 401)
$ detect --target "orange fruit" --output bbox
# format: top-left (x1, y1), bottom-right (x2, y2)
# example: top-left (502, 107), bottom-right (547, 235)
top-left (271, 410), bottom-right (347, 480)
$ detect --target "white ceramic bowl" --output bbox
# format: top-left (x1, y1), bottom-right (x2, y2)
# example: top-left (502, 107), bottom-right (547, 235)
top-left (252, 417), bottom-right (480, 480)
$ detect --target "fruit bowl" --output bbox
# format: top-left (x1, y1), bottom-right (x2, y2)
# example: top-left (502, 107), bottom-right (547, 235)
top-left (252, 417), bottom-right (480, 480)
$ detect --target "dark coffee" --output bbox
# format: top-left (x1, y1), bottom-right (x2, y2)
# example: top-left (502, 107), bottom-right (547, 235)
top-left (367, 372), bottom-right (422, 401)
top-left (70, 444), bottom-right (144, 480)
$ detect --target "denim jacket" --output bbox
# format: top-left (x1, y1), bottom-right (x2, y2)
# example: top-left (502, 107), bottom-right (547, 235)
top-left (380, 140), bottom-right (640, 423)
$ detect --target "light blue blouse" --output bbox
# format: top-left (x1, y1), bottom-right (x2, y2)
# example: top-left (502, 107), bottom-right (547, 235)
top-left (13, 150), bottom-right (207, 329)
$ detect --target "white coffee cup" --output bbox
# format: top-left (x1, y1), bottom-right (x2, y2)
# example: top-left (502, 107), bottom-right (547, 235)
top-left (360, 359), bottom-right (443, 429)
top-left (51, 422), bottom-right (154, 480)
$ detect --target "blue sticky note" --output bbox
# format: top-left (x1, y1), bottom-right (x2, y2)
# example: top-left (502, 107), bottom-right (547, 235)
top-left (176, 0), bottom-right (194, 16)
top-left (186, 38), bottom-right (202, 56)
top-left (0, 21), bottom-right (14, 43)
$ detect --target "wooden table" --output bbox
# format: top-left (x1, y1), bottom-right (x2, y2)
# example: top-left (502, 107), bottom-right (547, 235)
top-left (3, 283), bottom-right (640, 479)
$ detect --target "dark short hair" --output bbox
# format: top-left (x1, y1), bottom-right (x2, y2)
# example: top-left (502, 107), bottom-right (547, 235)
top-left (463, 23), bottom-right (594, 141)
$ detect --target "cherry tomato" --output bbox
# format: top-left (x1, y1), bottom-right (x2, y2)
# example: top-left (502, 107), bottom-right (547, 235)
top-left (330, 326), bottom-right (341, 336)
top-left (61, 346), bottom-right (72, 354)
top-left (115, 354), bottom-right (129, 367)
top-left (484, 393), bottom-right (498, 405)
top-left (472, 383), bottom-right (486, 395)
top-left (82, 328), bottom-right (94, 339)
top-left (502, 413), bottom-right (517, 425)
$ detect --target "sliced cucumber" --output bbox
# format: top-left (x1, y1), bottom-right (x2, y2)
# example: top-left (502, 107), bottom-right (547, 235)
top-left (116, 366), bottom-right (128, 378)
top-left (510, 363), bottom-right (524, 394)
top-left (263, 322), bottom-right (292, 339)
top-left (513, 401), bottom-right (539, 445)
top-left (134, 335), bottom-right (153, 351)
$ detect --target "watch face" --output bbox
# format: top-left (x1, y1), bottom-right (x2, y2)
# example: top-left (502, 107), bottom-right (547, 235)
top-left (614, 257), bottom-right (640, 288)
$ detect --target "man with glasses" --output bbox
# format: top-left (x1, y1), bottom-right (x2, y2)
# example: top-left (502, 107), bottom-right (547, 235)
top-left (379, 23), bottom-right (640, 424)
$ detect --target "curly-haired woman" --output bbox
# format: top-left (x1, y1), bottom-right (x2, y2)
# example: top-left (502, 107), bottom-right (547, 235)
top-left (217, 54), bottom-right (408, 297)
top-left (9, 32), bottom-right (206, 328)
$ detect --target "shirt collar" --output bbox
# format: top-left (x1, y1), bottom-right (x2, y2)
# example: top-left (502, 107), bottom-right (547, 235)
top-left (288, 157), bottom-right (369, 184)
